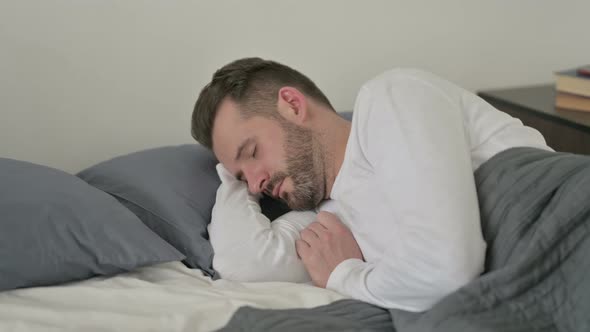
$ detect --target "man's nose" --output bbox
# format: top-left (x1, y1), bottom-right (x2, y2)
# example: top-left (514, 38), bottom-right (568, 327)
top-left (245, 169), bottom-right (268, 195)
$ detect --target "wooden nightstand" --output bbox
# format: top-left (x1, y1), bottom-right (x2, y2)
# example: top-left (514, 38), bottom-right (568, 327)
top-left (478, 85), bottom-right (590, 155)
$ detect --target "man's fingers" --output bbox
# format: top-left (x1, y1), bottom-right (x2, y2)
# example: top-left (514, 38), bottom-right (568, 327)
top-left (295, 239), bottom-right (310, 259)
top-left (317, 211), bottom-right (346, 231)
top-left (306, 222), bottom-right (330, 241)
top-left (300, 228), bottom-right (319, 243)
top-left (309, 221), bottom-right (328, 232)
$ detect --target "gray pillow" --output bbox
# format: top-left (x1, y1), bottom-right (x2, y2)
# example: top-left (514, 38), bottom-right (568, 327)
top-left (340, 111), bottom-right (353, 121)
top-left (78, 144), bottom-right (222, 278)
top-left (0, 158), bottom-right (184, 292)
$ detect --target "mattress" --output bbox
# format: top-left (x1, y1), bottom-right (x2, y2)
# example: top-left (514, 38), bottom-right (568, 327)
top-left (0, 262), bottom-right (346, 332)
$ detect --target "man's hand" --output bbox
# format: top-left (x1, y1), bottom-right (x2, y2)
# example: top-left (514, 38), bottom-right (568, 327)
top-left (296, 211), bottom-right (364, 288)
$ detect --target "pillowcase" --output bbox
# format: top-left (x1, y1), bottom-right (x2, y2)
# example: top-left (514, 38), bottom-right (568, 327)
top-left (209, 163), bottom-right (314, 283)
top-left (0, 158), bottom-right (184, 291)
top-left (77, 144), bottom-right (223, 277)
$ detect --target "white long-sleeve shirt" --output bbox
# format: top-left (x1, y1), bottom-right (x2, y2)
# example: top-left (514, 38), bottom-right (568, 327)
top-left (209, 68), bottom-right (552, 311)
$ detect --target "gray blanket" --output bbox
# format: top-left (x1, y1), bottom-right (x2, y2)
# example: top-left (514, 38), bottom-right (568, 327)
top-left (219, 147), bottom-right (590, 332)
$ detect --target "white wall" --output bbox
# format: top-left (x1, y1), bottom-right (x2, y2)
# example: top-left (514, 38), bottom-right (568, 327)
top-left (1, 0), bottom-right (589, 173)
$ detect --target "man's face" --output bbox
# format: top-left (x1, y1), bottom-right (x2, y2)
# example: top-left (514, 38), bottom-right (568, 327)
top-left (212, 98), bottom-right (325, 210)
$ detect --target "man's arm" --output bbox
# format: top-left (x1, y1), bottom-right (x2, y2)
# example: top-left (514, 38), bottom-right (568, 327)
top-left (298, 69), bottom-right (487, 311)
top-left (209, 164), bottom-right (313, 283)
top-left (296, 211), bottom-right (364, 287)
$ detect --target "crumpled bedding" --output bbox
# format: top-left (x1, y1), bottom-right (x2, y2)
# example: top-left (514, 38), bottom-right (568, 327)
top-left (0, 261), bottom-right (345, 332)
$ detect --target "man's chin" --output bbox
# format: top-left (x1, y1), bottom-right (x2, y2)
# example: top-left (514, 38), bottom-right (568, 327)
top-left (286, 197), bottom-right (322, 211)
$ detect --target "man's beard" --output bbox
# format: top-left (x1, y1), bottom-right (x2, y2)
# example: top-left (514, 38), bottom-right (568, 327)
top-left (268, 120), bottom-right (324, 211)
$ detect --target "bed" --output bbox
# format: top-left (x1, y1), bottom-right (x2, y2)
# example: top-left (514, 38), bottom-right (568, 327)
top-left (0, 262), bottom-right (345, 331)
top-left (1, 116), bottom-right (589, 331)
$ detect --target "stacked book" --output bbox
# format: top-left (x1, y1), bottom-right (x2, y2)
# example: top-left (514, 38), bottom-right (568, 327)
top-left (555, 65), bottom-right (590, 112)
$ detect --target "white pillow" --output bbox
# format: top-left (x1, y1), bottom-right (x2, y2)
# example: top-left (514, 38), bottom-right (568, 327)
top-left (209, 164), bottom-right (315, 283)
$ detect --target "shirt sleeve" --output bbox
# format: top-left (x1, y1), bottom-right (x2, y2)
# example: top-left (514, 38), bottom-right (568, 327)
top-left (459, 90), bottom-right (552, 170)
top-left (208, 163), bottom-right (313, 283)
top-left (326, 69), bottom-right (487, 311)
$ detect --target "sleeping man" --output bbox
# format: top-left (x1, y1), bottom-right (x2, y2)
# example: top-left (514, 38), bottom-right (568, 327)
top-left (191, 58), bottom-right (552, 312)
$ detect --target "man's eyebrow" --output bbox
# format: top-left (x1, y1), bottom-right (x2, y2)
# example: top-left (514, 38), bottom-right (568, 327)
top-left (234, 137), bottom-right (254, 162)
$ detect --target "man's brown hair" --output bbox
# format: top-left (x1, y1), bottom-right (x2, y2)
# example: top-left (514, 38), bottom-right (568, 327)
top-left (191, 57), bottom-right (334, 149)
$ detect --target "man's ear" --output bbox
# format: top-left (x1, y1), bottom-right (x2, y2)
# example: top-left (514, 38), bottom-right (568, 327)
top-left (276, 87), bottom-right (308, 125)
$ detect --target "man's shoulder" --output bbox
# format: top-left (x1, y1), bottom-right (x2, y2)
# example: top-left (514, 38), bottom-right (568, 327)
top-left (364, 67), bottom-right (436, 86)
top-left (352, 68), bottom-right (441, 121)
top-left (361, 67), bottom-right (442, 92)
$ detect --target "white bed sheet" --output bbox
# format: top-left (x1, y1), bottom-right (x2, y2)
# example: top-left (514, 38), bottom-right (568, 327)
top-left (0, 262), bottom-right (346, 332)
